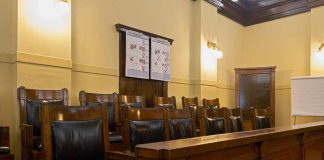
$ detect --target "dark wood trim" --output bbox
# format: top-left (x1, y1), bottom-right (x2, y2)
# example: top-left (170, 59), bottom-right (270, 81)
top-left (136, 121), bottom-right (324, 160)
top-left (203, 0), bottom-right (324, 26)
top-left (115, 24), bottom-right (173, 44)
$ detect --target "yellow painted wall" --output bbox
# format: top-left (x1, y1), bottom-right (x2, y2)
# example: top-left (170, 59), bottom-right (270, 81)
top-left (244, 13), bottom-right (311, 126)
top-left (71, 0), bottom-right (203, 104)
top-left (17, 0), bottom-right (71, 59)
top-left (0, 0), bottom-right (17, 54)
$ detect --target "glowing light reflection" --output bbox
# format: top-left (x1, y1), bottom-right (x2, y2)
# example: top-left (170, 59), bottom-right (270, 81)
top-left (23, 0), bottom-right (70, 33)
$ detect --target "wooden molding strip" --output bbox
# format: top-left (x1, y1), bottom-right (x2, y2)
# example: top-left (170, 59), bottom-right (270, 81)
top-left (0, 53), bottom-right (15, 63)
top-left (16, 52), bottom-right (72, 69)
top-left (72, 63), bottom-right (119, 77)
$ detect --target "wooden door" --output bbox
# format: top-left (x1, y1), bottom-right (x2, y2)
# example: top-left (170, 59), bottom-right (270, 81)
top-left (235, 66), bottom-right (276, 130)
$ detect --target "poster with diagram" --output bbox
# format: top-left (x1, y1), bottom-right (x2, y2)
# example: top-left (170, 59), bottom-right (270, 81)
top-left (126, 30), bottom-right (150, 79)
top-left (150, 37), bottom-right (171, 81)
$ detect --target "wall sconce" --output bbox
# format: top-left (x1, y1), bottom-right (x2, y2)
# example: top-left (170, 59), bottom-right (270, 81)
top-left (316, 43), bottom-right (324, 54)
top-left (207, 41), bottom-right (223, 59)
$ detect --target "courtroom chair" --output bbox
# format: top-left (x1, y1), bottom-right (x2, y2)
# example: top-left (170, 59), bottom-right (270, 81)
top-left (202, 98), bottom-right (220, 109)
top-left (153, 96), bottom-right (176, 109)
top-left (119, 95), bottom-right (146, 108)
top-left (79, 91), bottom-right (122, 149)
top-left (228, 108), bottom-right (243, 132)
top-left (165, 108), bottom-right (196, 140)
top-left (181, 97), bottom-right (200, 134)
top-left (251, 107), bottom-right (274, 130)
top-left (199, 107), bottom-right (229, 136)
top-left (40, 104), bottom-right (109, 160)
top-left (122, 107), bottom-right (166, 152)
top-left (17, 86), bottom-right (68, 160)
top-left (0, 126), bottom-right (10, 155)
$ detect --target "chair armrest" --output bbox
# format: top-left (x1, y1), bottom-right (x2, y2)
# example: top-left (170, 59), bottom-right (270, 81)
top-left (20, 124), bottom-right (33, 148)
top-left (106, 150), bottom-right (136, 160)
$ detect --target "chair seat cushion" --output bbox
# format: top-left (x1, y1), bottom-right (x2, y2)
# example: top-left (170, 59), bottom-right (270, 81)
top-left (256, 116), bottom-right (271, 129)
top-left (51, 119), bottom-right (104, 160)
top-left (109, 132), bottom-right (122, 143)
top-left (0, 147), bottom-right (10, 155)
top-left (129, 120), bottom-right (165, 151)
top-left (168, 118), bottom-right (193, 140)
top-left (230, 116), bottom-right (243, 132)
top-left (205, 117), bottom-right (225, 135)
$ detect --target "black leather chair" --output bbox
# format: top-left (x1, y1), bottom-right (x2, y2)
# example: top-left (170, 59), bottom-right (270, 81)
top-left (199, 107), bottom-right (229, 136)
top-left (17, 86), bottom-right (68, 160)
top-left (166, 108), bottom-right (196, 140)
top-left (228, 108), bottom-right (243, 132)
top-left (40, 104), bottom-right (109, 160)
top-left (251, 107), bottom-right (274, 130)
top-left (0, 126), bottom-right (10, 155)
top-left (79, 91), bottom-right (122, 147)
top-left (122, 107), bottom-right (166, 152)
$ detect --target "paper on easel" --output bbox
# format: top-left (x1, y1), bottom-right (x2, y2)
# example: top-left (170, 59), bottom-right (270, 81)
top-left (150, 37), bottom-right (171, 81)
top-left (125, 30), bottom-right (150, 79)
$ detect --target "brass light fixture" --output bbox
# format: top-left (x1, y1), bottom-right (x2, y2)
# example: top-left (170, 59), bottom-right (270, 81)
top-left (207, 41), bottom-right (223, 59)
top-left (317, 43), bottom-right (324, 53)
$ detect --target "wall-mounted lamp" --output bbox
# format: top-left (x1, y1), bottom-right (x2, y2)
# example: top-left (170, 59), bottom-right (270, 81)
top-left (207, 41), bottom-right (223, 59)
top-left (316, 43), bottom-right (324, 53)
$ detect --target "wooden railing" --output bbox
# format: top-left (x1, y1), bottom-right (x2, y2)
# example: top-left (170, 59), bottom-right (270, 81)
top-left (136, 121), bottom-right (324, 160)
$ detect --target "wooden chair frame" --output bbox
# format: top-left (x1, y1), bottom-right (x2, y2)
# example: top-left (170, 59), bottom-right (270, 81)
top-left (202, 98), bottom-right (220, 108)
top-left (40, 104), bottom-right (109, 160)
top-left (79, 91), bottom-right (120, 126)
top-left (251, 107), bottom-right (274, 130)
top-left (17, 86), bottom-right (68, 160)
top-left (199, 107), bottom-right (229, 136)
top-left (181, 97), bottom-right (199, 109)
top-left (153, 96), bottom-right (176, 109)
top-left (0, 126), bottom-right (10, 153)
top-left (119, 95), bottom-right (146, 108)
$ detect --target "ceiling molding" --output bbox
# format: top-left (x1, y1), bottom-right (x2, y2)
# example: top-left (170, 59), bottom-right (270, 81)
top-left (204, 0), bottom-right (324, 26)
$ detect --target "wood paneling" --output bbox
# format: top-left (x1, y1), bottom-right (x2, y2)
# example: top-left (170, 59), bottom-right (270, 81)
top-left (204, 0), bottom-right (324, 26)
top-left (136, 121), bottom-right (324, 160)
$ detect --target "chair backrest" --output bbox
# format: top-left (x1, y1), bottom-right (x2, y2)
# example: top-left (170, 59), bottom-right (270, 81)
top-left (228, 108), bottom-right (243, 132)
top-left (199, 107), bottom-right (229, 136)
top-left (251, 107), bottom-right (274, 130)
top-left (181, 97), bottom-right (200, 130)
top-left (122, 107), bottom-right (165, 152)
top-left (165, 108), bottom-right (196, 140)
top-left (153, 96), bottom-right (176, 109)
top-left (79, 91), bottom-right (119, 132)
top-left (40, 104), bottom-right (109, 160)
top-left (202, 98), bottom-right (220, 109)
top-left (119, 95), bottom-right (145, 108)
top-left (17, 86), bottom-right (68, 137)
top-left (0, 126), bottom-right (10, 154)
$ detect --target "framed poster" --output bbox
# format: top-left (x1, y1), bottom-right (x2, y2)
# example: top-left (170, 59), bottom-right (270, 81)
top-left (125, 30), bottom-right (150, 79)
top-left (150, 37), bottom-right (171, 81)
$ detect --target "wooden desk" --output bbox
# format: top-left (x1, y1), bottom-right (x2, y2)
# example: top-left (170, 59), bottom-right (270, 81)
top-left (136, 121), bottom-right (324, 160)
top-left (0, 154), bottom-right (14, 160)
